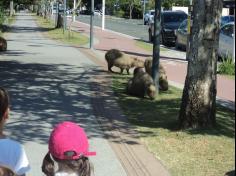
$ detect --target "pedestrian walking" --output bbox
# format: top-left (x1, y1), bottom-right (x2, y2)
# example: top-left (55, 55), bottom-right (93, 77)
top-left (41, 121), bottom-right (96, 176)
top-left (0, 87), bottom-right (30, 176)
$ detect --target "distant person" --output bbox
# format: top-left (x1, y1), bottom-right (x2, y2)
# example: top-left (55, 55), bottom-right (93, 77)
top-left (42, 121), bottom-right (96, 176)
top-left (0, 87), bottom-right (30, 176)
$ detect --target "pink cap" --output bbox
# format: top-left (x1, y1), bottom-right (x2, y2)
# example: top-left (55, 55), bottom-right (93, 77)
top-left (49, 121), bottom-right (96, 160)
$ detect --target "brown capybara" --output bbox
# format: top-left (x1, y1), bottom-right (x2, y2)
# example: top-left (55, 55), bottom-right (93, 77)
top-left (105, 49), bottom-right (144, 74)
top-left (144, 58), bottom-right (168, 91)
top-left (126, 67), bottom-right (156, 100)
top-left (0, 37), bottom-right (7, 51)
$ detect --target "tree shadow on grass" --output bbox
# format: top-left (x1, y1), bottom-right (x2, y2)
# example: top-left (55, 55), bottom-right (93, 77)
top-left (112, 74), bottom-right (235, 138)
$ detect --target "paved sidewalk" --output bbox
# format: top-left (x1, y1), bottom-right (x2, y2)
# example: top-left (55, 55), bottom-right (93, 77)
top-left (0, 13), bottom-right (170, 176)
top-left (70, 20), bottom-right (235, 111)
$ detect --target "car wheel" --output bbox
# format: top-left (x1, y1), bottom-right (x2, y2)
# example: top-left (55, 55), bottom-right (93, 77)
top-left (149, 30), bottom-right (153, 42)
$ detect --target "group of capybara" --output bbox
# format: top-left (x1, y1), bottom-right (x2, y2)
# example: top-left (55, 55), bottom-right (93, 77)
top-left (105, 49), bottom-right (169, 100)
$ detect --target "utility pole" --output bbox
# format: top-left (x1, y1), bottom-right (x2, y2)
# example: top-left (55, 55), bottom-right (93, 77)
top-left (186, 0), bottom-right (193, 61)
top-left (152, 0), bottom-right (161, 95)
top-left (143, 0), bottom-right (146, 24)
top-left (73, 0), bottom-right (76, 22)
top-left (10, 1), bottom-right (14, 17)
top-left (63, 0), bottom-right (67, 33)
top-left (90, 0), bottom-right (94, 49)
top-left (102, 0), bottom-right (105, 30)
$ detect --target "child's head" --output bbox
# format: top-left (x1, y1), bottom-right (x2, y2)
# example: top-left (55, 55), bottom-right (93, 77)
top-left (0, 166), bottom-right (15, 176)
top-left (0, 87), bottom-right (9, 122)
top-left (42, 121), bottom-right (96, 176)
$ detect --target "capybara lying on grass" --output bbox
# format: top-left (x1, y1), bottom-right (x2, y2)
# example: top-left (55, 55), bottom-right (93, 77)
top-left (0, 37), bottom-right (7, 51)
top-left (105, 49), bottom-right (144, 74)
top-left (144, 58), bottom-right (168, 91)
top-left (127, 67), bottom-right (156, 100)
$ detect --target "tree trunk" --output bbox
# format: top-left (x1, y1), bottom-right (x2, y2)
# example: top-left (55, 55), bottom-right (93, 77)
top-left (129, 4), bottom-right (133, 19)
top-left (178, 0), bottom-right (222, 129)
top-left (56, 14), bottom-right (64, 28)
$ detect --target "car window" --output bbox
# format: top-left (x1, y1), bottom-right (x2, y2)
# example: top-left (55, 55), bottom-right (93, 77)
top-left (150, 11), bottom-right (155, 15)
top-left (229, 16), bottom-right (234, 21)
top-left (221, 24), bottom-right (234, 37)
top-left (179, 20), bottom-right (187, 31)
top-left (163, 13), bottom-right (187, 23)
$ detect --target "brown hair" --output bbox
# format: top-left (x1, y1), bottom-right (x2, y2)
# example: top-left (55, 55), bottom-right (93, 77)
top-left (42, 153), bottom-right (93, 176)
top-left (0, 87), bottom-right (9, 121)
top-left (0, 166), bottom-right (15, 176)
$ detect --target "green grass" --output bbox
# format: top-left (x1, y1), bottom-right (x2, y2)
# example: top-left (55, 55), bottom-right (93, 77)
top-left (35, 16), bottom-right (88, 46)
top-left (135, 40), bottom-right (168, 52)
top-left (225, 75), bottom-right (235, 80)
top-left (112, 74), bottom-right (235, 176)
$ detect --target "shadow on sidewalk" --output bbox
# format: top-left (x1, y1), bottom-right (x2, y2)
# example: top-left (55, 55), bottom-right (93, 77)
top-left (0, 60), bottom-right (105, 144)
top-left (0, 60), bottom-right (145, 146)
top-left (10, 25), bottom-right (56, 33)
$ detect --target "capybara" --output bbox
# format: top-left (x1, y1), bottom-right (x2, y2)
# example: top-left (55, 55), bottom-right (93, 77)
top-left (144, 58), bottom-right (168, 91)
top-left (105, 49), bottom-right (144, 74)
top-left (0, 37), bottom-right (7, 51)
top-left (126, 67), bottom-right (156, 100)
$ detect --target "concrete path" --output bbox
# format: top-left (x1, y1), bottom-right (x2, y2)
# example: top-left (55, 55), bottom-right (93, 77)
top-left (0, 13), bottom-right (127, 176)
top-left (0, 13), bottom-right (170, 176)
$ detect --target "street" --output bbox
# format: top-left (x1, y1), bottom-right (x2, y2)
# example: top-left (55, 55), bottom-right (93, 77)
top-left (76, 15), bottom-right (149, 41)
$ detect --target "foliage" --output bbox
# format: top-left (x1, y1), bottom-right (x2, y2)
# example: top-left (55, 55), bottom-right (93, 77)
top-left (218, 56), bottom-right (235, 75)
top-left (0, 9), bottom-right (5, 25)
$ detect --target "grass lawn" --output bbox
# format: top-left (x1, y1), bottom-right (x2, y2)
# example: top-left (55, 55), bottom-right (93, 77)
top-left (35, 15), bottom-right (88, 46)
top-left (135, 40), bottom-right (168, 52)
top-left (112, 74), bottom-right (235, 176)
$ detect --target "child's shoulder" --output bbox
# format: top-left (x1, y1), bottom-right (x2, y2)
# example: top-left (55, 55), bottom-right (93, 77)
top-left (0, 138), bottom-right (22, 149)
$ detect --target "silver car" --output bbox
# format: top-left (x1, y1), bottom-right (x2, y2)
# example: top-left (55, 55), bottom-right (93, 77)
top-left (219, 22), bottom-right (235, 59)
top-left (175, 21), bottom-right (235, 60)
top-left (175, 19), bottom-right (188, 50)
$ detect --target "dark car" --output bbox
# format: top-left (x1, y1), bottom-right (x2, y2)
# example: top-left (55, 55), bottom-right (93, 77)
top-left (221, 15), bottom-right (234, 26)
top-left (148, 10), bottom-right (187, 45)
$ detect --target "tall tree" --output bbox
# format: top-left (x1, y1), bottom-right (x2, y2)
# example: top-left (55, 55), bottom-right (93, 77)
top-left (120, 0), bottom-right (140, 19)
top-left (179, 0), bottom-right (223, 129)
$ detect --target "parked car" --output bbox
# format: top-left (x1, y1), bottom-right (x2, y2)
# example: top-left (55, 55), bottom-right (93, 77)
top-left (221, 15), bottom-right (234, 26)
top-left (144, 10), bottom-right (155, 25)
top-left (94, 10), bottom-right (102, 16)
top-left (148, 10), bottom-right (187, 45)
top-left (175, 21), bottom-right (235, 60)
top-left (175, 19), bottom-right (188, 50)
top-left (219, 22), bottom-right (235, 59)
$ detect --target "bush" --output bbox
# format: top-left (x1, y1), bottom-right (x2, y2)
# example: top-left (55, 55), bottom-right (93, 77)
top-left (218, 56), bottom-right (235, 75)
top-left (114, 9), bottom-right (125, 18)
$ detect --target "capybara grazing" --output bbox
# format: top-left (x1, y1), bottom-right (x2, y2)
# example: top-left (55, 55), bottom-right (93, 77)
top-left (144, 58), bottom-right (168, 91)
top-left (0, 37), bottom-right (7, 51)
top-left (105, 49), bottom-right (144, 74)
top-left (126, 67), bottom-right (156, 100)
